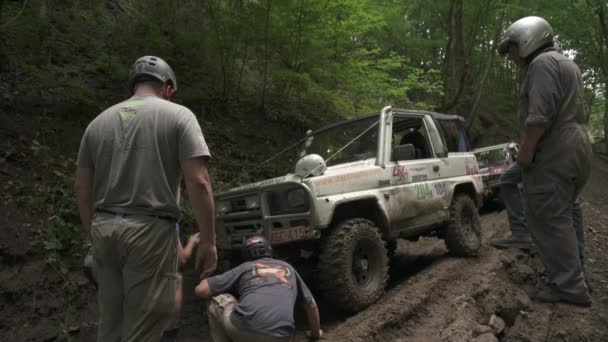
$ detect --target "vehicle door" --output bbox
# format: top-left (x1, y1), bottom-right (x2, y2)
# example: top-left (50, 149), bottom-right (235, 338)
top-left (382, 114), bottom-right (448, 230)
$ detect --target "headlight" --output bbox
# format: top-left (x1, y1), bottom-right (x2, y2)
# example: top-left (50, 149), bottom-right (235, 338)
top-left (287, 188), bottom-right (307, 208)
top-left (246, 197), bottom-right (260, 209)
top-left (217, 200), bottom-right (231, 214)
top-left (267, 186), bottom-right (310, 215)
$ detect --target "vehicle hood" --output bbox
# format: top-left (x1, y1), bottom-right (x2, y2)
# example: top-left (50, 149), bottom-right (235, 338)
top-left (217, 159), bottom-right (377, 197)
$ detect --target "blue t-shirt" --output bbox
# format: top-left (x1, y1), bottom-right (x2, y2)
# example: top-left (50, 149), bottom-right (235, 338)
top-left (207, 257), bottom-right (313, 337)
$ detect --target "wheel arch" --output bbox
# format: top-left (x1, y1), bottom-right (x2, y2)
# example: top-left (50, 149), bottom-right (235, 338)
top-left (328, 197), bottom-right (391, 240)
top-left (451, 182), bottom-right (482, 208)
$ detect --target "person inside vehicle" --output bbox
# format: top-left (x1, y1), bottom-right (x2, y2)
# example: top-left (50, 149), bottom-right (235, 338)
top-left (195, 236), bottom-right (323, 341)
top-left (400, 129), bottom-right (428, 159)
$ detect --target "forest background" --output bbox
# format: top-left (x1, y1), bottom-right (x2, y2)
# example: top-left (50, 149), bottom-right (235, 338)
top-left (1, 0), bottom-right (607, 269)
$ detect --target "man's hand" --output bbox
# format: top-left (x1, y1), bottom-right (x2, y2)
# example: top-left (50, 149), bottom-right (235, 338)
top-left (194, 279), bottom-right (212, 299)
top-left (516, 147), bottom-right (534, 168)
top-left (75, 167), bottom-right (94, 240)
top-left (195, 241), bottom-right (217, 279)
top-left (304, 299), bottom-right (322, 340)
top-left (518, 126), bottom-right (545, 168)
top-left (306, 329), bottom-right (324, 340)
top-left (181, 157), bottom-right (217, 278)
top-left (188, 232), bottom-right (201, 246)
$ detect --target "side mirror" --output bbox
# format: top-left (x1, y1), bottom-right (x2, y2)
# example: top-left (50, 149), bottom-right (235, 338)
top-left (392, 144), bottom-right (415, 161)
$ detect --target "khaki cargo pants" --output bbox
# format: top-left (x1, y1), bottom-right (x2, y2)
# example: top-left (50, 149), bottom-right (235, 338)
top-left (208, 294), bottom-right (292, 342)
top-left (91, 212), bottom-right (178, 342)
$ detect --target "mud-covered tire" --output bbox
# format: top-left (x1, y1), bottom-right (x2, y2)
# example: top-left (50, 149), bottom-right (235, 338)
top-left (445, 194), bottom-right (482, 257)
top-left (318, 219), bottom-right (388, 313)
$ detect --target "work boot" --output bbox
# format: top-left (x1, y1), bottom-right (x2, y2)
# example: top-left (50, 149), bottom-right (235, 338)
top-left (490, 233), bottom-right (533, 250)
top-left (534, 285), bottom-right (591, 307)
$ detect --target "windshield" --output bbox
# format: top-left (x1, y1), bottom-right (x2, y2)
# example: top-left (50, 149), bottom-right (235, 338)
top-left (300, 116), bottom-right (379, 167)
top-left (475, 148), bottom-right (507, 168)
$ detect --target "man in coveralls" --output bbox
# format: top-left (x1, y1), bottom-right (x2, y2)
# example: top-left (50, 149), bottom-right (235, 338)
top-left (497, 16), bottom-right (593, 306)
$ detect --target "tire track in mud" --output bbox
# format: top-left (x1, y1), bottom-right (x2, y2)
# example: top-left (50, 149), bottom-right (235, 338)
top-left (321, 211), bottom-right (509, 342)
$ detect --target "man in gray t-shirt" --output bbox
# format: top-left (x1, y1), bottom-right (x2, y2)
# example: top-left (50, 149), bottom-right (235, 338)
top-left (195, 236), bottom-right (323, 341)
top-left (75, 56), bottom-right (217, 341)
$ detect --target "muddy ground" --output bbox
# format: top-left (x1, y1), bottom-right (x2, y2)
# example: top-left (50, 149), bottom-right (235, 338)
top-left (172, 155), bottom-right (608, 342)
top-left (2, 120), bottom-right (608, 342)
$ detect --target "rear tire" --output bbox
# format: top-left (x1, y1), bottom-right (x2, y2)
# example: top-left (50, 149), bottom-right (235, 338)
top-left (445, 195), bottom-right (482, 257)
top-left (318, 219), bottom-right (388, 313)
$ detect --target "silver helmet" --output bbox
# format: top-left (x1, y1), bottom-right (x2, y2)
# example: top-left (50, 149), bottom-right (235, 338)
top-left (498, 16), bottom-right (553, 58)
top-left (128, 56), bottom-right (177, 93)
top-left (295, 154), bottom-right (327, 178)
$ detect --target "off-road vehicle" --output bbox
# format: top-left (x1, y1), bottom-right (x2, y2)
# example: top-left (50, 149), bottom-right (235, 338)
top-left (214, 106), bottom-right (484, 312)
top-left (473, 142), bottom-right (518, 206)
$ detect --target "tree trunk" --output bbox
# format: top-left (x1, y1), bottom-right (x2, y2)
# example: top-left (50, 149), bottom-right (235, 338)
top-left (206, 0), bottom-right (229, 100)
top-left (236, 45), bottom-right (249, 103)
top-left (283, 0), bottom-right (305, 102)
top-left (293, 0), bottom-right (305, 72)
top-left (442, 0), bottom-right (467, 113)
top-left (467, 6), bottom-right (506, 131)
top-left (599, 5), bottom-right (608, 143)
top-left (39, 0), bottom-right (47, 18)
top-left (585, 81), bottom-right (597, 124)
top-left (260, 0), bottom-right (271, 109)
top-left (605, 82), bottom-right (608, 143)
top-left (587, 0), bottom-right (608, 142)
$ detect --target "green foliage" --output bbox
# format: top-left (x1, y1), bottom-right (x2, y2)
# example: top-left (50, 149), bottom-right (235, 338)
top-left (588, 91), bottom-right (607, 143)
top-left (23, 139), bottom-right (83, 256)
top-left (1, 0), bottom-right (607, 253)
top-left (45, 215), bottom-right (81, 254)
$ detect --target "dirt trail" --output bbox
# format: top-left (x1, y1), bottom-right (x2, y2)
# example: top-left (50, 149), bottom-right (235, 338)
top-left (319, 211), bottom-right (507, 342)
top-left (309, 156), bottom-right (608, 342)
top-left (169, 156), bottom-right (608, 342)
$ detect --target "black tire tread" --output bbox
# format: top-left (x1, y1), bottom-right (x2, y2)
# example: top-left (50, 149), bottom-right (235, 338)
top-left (445, 194), bottom-right (482, 257)
top-left (318, 218), bottom-right (388, 312)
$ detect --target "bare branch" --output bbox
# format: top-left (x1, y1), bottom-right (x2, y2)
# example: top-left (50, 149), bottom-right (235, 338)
top-left (0, 0), bottom-right (28, 31)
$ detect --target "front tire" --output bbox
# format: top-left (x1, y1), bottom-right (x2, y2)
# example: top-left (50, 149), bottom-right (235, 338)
top-left (318, 219), bottom-right (388, 313)
top-left (445, 194), bottom-right (482, 256)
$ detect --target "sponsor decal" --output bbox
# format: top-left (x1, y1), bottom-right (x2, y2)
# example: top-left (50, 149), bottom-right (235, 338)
top-left (391, 165), bottom-right (409, 184)
top-left (465, 157), bottom-right (480, 176)
top-left (251, 263), bottom-right (293, 287)
top-left (313, 169), bottom-right (383, 186)
top-left (434, 182), bottom-right (447, 197)
top-left (415, 182), bottom-right (447, 200)
top-left (330, 161), bottom-right (368, 170)
top-left (415, 183), bottom-right (433, 200)
top-left (412, 174), bottom-right (428, 182)
top-left (489, 166), bottom-right (505, 175)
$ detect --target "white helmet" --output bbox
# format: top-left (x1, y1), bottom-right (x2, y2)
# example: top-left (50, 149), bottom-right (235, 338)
top-left (498, 16), bottom-right (553, 58)
top-left (295, 154), bottom-right (327, 178)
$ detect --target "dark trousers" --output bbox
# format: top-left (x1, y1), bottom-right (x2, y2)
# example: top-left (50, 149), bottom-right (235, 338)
top-left (523, 163), bottom-right (590, 302)
top-left (500, 163), bottom-right (586, 268)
